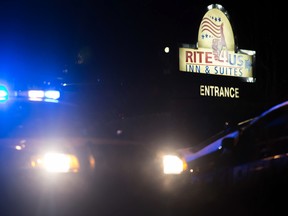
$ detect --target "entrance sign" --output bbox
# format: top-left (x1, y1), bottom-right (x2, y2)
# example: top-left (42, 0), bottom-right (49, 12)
top-left (179, 4), bottom-right (255, 82)
top-left (200, 85), bottom-right (239, 98)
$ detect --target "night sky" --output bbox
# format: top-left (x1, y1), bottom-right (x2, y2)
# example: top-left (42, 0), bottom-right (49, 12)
top-left (0, 0), bottom-right (283, 81)
top-left (0, 0), bottom-right (285, 143)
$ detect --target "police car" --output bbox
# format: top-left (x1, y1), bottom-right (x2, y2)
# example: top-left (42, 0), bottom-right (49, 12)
top-left (0, 79), bottom-right (191, 215)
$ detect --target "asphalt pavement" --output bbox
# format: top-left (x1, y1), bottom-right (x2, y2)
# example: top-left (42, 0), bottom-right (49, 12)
top-left (1, 174), bottom-right (285, 216)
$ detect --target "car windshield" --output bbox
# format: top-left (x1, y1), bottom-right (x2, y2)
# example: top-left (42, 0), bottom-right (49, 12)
top-left (188, 117), bottom-right (254, 153)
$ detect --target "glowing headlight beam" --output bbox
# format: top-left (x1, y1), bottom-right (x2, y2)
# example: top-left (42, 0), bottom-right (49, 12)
top-left (163, 155), bottom-right (187, 174)
top-left (44, 153), bottom-right (71, 173)
top-left (31, 152), bottom-right (80, 173)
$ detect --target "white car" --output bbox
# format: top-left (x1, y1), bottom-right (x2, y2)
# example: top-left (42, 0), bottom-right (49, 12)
top-left (0, 83), bottom-right (175, 216)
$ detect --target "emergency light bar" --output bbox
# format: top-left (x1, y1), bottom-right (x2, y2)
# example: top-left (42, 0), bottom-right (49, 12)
top-left (28, 90), bottom-right (60, 103)
top-left (0, 81), bottom-right (61, 103)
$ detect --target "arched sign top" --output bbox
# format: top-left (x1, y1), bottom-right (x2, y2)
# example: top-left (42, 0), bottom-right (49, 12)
top-left (179, 3), bottom-right (255, 82)
top-left (198, 4), bottom-right (235, 52)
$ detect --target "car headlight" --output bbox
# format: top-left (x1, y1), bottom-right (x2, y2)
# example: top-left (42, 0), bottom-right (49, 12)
top-left (30, 152), bottom-right (80, 173)
top-left (162, 154), bottom-right (187, 174)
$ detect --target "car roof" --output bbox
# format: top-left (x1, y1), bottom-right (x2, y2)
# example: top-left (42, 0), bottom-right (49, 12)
top-left (249, 100), bottom-right (288, 125)
top-left (180, 100), bottom-right (288, 162)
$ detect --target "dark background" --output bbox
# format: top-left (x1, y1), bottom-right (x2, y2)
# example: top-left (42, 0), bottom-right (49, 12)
top-left (0, 0), bottom-right (285, 146)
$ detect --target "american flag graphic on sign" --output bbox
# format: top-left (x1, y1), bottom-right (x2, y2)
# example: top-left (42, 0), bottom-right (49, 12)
top-left (200, 17), bottom-right (228, 62)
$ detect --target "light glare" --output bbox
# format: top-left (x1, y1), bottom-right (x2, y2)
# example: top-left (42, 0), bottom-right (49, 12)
top-left (0, 85), bottom-right (9, 102)
top-left (31, 152), bottom-right (80, 173)
top-left (163, 155), bottom-right (185, 174)
top-left (0, 90), bottom-right (7, 97)
top-left (164, 47), bottom-right (170, 53)
top-left (28, 90), bottom-right (45, 98)
top-left (15, 145), bottom-right (22, 150)
top-left (45, 90), bottom-right (60, 100)
top-left (44, 153), bottom-right (72, 173)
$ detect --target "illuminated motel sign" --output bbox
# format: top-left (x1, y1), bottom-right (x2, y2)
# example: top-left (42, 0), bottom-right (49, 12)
top-left (179, 4), bottom-right (256, 98)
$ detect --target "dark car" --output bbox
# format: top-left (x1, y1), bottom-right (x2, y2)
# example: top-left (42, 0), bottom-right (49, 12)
top-left (0, 82), bottom-right (187, 216)
top-left (175, 100), bottom-right (288, 215)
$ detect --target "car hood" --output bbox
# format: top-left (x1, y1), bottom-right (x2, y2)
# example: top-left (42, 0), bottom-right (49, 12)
top-left (180, 130), bottom-right (240, 162)
top-left (0, 136), bottom-right (163, 184)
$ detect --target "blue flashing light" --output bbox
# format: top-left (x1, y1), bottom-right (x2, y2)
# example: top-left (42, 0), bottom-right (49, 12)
top-left (45, 90), bottom-right (60, 100)
top-left (0, 85), bottom-right (9, 102)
